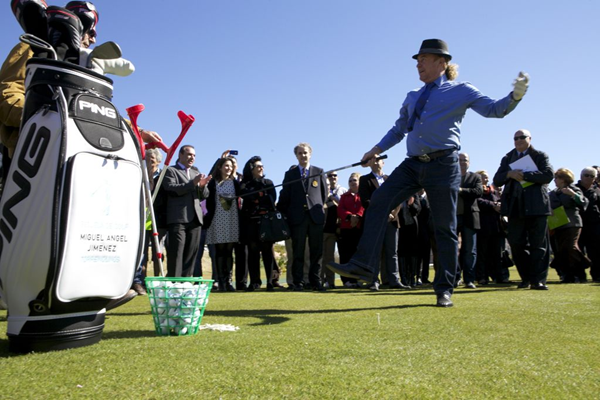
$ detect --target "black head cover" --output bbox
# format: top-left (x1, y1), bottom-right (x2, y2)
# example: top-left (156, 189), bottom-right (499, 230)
top-left (65, 1), bottom-right (98, 37)
top-left (46, 6), bottom-right (83, 62)
top-left (11, 0), bottom-right (48, 40)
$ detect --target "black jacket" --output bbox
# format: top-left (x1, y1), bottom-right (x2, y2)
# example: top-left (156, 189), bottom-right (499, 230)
top-left (493, 146), bottom-right (554, 217)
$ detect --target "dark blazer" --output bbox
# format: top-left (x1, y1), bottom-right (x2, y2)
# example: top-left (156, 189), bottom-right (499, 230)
top-left (458, 171), bottom-right (483, 229)
top-left (277, 165), bottom-right (327, 225)
top-left (203, 178), bottom-right (241, 230)
top-left (162, 165), bottom-right (209, 225)
top-left (358, 172), bottom-right (381, 210)
top-left (477, 186), bottom-right (502, 234)
top-left (493, 146), bottom-right (554, 217)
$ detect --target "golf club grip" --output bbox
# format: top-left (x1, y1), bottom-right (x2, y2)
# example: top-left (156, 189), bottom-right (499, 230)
top-left (355, 154), bottom-right (387, 167)
top-left (164, 111), bottom-right (195, 166)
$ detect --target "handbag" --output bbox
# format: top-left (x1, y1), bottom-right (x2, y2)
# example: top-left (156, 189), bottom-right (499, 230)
top-left (259, 211), bottom-right (291, 242)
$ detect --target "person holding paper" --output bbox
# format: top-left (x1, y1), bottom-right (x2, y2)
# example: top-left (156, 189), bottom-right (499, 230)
top-left (493, 129), bottom-right (554, 290)
top-left (550, 168), bottom-right (591, 283)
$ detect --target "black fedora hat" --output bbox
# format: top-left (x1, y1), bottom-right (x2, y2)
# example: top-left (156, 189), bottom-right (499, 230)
top-left (412, 39), bottom-right (452, 60)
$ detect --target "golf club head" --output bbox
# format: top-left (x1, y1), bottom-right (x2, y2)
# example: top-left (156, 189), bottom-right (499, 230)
top-left (89, 41), bottom-right (122, 60)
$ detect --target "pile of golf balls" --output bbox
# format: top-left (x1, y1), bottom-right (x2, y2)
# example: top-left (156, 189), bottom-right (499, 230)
top-left (148, 280), bottom-right (210, 335)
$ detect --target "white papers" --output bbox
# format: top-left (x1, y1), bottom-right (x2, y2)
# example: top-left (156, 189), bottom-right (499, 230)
top-left (509, 154), bottom-right (537, 172)
top-left (509, 154), bottom-right (537, 187)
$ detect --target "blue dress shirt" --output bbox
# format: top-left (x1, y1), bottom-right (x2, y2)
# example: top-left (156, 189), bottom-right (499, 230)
top-left (376, 74), bottom-right (520, 157)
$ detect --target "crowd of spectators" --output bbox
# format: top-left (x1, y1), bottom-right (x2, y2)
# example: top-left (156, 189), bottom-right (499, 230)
top-left (132, 136), bottom-right (600, 296)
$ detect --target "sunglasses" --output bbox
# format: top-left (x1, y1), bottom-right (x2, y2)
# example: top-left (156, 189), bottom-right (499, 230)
top-left (514, 135), bottom-right (530, 141)
top-left (583, 174), bottom-right (595, 178)
top-left (254, 164), bottom-right (264, 169)
top-left (328, 174), bottom-right (337, 178)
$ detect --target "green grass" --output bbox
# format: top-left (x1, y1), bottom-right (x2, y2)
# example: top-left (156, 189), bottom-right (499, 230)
top-left (0, 270), bottom-right (598, 399)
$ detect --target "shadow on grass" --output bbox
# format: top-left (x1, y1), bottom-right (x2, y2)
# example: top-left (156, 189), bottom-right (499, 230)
top-left (205, 302), bottom-right (431, 326)
top-left (102, 330), bottom-right (158, 340)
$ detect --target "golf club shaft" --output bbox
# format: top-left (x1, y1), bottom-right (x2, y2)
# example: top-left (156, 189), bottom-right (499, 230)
top-left (239, 154), bottom-right (387, 198)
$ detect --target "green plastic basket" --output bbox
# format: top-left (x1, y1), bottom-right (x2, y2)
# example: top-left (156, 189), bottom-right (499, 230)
top-left (145, 277), bottom-right (213, 336)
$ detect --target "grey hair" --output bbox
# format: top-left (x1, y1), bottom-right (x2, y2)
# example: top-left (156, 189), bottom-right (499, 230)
top-left (582, 166), bottom-right (598, 178)
top-left (146, 148), bottom-right (163, 162)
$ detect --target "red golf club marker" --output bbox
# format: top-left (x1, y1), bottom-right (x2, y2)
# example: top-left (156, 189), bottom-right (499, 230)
top-left (126, 104), bottom-right (146, 159)
top-left (164, 111), bottom-right (195, 166)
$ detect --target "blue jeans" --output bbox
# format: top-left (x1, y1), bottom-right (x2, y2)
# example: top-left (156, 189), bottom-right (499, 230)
top-left (351, 152), bottom-right (460, 296)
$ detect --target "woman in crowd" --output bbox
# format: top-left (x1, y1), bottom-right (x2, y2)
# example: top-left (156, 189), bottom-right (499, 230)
top-left (337, 173), bottom-right (364, 288)
top-left (240, 156), bottom-right (277, 291)
top-left (475, 170), bottom-right (508, 284)
top-left (205, 157), bottom-right (240, 292)
top-left (397, 194), bottom-right (421, 287)
top-left (132, 148), bottom-right (165, 295)
top-left (549, 168), bottom-right (591, 283)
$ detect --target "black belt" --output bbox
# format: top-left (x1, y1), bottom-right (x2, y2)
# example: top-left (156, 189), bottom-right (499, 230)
top-left (411, 148), bottom-right (456, 163)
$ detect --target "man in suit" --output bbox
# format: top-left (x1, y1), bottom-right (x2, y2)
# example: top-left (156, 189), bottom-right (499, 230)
top-left (359, 156), bottom-right (405, 290)
top-left (163, 145), bottom-right (211, 277)
top-left (456, 153), bottom-right (482, 289)
top-left (278, 143), bottom-right (327, 291)
top-left (493, 129), bottom-right (553, 290)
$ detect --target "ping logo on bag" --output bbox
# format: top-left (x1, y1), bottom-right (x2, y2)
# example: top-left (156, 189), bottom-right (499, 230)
top-left (78, 100), bottom-right (117, 119)
top-left (0, 123), bottom-right (50, 254)
top-left (75, 96), bottom-right (119, 123)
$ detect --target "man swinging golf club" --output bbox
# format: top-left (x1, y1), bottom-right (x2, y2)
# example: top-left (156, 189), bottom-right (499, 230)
top-left (328, 39), bottom-right (529, 307)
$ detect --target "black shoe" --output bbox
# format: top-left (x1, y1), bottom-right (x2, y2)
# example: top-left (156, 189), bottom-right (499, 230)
top-left (105, 289), bottom-right (137, 311)
top-left (327, 262), bottom-right (372, 282)
top-left (389, 282), bottom-right (410, 289)
top-left (517, 281), bottom-right (530, 289)
top-left (245, 284), bottom-right (255, 292)
top-left (293, 284), bottom-right (304, 292)
top-left (226, 283), bottom-right (236, 292)
top-left (530, 283), bottom-right (548, 290)
top-left (436, 293), bottom-right (453, 308)
top-left (266, 283), bottom-right (275, 292)
top-left (312, 283), bottom-right (326, 292)
top-left (236, 283), bottom-right (247, 291)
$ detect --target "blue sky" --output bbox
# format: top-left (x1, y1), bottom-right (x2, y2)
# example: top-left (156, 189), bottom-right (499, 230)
top-left (2, 1), bottom-right (598, 193)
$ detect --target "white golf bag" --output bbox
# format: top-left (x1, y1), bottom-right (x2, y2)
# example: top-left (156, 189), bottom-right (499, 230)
top-left (0, 58), bottom-right (145, 352)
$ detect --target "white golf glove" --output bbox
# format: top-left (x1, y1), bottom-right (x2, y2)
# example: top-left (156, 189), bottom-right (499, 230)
top-left (512, 71), bottom-right (529, 101)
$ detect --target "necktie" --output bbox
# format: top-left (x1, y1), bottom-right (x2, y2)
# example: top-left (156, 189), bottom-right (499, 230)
top-left (408, 83), bottom-right (434, 132)
top-left (302, 167), bottom-right (309, 191)
top-left (517, 152), bottom-right (524, 159)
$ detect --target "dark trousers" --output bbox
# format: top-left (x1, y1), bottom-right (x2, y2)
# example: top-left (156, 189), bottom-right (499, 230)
top-left (554, 227), bottom-right (591, 281)
top-left (507, 216), bottom-right (550, 285)
top-left (290, 215), bottom-right (324, 286)
top-left (578, 223), bottom-right (600, 281)
top-left (234, 243), bottom-right (248, 287)
top-left (476, 232), bottom-right (506, 282)
top-left (247, 239), bottom-right (274, 286)
top-left (339, 227), bottom-right (363, 284)
top-left (167, 220), bottom-right (201, 277)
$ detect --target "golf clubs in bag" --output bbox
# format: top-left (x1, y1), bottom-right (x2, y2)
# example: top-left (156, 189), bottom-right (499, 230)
top-left (0, 57), bottom-right (145, 353)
